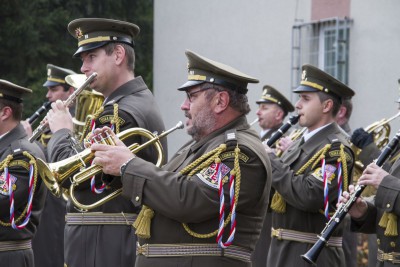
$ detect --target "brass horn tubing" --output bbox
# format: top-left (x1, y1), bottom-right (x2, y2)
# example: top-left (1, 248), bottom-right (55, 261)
top-left (70, 128), bottom-right (164, 211)
top-left (365, 111), bottom-right (400, 133)
top-left (69, 122), bottom-right (184, 211)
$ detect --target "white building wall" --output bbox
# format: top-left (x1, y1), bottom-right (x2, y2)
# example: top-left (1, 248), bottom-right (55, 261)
top-left (153, 0), bottom-right (400, 157)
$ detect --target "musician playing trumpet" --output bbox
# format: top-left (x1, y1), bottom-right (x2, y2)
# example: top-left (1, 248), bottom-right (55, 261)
top-left (263, 64), bottom-right (355, 267)
top-left (45, 18), bottom-right (167, 267)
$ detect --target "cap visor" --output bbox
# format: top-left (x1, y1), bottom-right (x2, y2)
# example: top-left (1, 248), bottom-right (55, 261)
top-left (43, 81), bottom-right (61, 87)
top-left (73, 42), bottom-right (108, 57)
top-left (293, 85), bottom-right (320, 93)
top-left (256, 99), bottom-right (275, 105)
top-left (177, 80), bottom-right (204, 91)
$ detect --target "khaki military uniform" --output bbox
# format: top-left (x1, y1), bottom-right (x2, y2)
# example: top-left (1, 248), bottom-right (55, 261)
top-left (351, 150), bottom-right (400, 266)
top-left (251, 122), bottom-right (282, 267)
top-left (48, 77), bottom-right (166, 267)
top-left (0, 124), bottom-right (47, 267)
top-left (267, 122), bottom-right (354, 267)
top-left (121, 116), bottom-right (272, 267)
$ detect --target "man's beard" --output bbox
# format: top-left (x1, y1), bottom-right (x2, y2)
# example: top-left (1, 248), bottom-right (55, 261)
top-left (187, 107), bottom-right (216, 141)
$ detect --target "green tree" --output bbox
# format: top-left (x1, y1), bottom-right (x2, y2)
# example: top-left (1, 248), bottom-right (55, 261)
top-left (0, 0), bottom-right (153, 122)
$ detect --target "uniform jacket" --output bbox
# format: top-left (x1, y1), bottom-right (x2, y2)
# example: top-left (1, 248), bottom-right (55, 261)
top-left (267, 122), bottom-right (355, 267)
top-left (47, 77), bottom-right (166, 267)
top-left (351, 158), bottom-right (400, 267)
top-left (121, 116), bottom-right (272, 267)
top-left (252, 122), bottom-right (281, 267)
top-left (0, 124), bottom-right (46, 267)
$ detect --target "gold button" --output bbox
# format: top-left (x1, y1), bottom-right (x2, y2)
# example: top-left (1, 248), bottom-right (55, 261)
top-left (135, 196), bottom-right (140, 202)
top-left (390, 242), bottom-right (396, 247)
top-left (386, 203), bottom-right (391, 208)
top-left (377, 239), bottom-right (380, 245)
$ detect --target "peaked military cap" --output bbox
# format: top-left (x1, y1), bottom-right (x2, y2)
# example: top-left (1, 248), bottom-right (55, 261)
top-left (178, 50), bottom-right (259, 94)
top-left (294, 64), bottom-right (355, 99)
top-left (0, 79), bottom-right (32, 103)
top-left (68, 18), bottom-right (140, 57)
top-left (43, 64), bottom-right (76, 87)
top-left (256, 85), bottom-right (295, 114)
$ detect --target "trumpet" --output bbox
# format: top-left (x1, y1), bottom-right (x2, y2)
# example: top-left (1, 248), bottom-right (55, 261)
top-left (29, 72), bottom-right (98, 142)
top-left (27, 101), bottom-right (52, 125)
top-left (265, 115), bottom-right (300, 147)
top-left (70, 121), bottom-right (184, 211)
top-left (301, 129), bottom-right (400, 266)
top-left (36, 121), bottom-right (184, 210)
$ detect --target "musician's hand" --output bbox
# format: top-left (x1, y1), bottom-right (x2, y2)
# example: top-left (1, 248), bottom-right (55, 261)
top-left (91, 131), bottom-right (134, 176)
top-left (338, 185), bottom-right (368, 219)
top-left (47, 100), bottom-right (73, 133)
top-left (276, 136), bottom-right (293, 153)
top-left (262, 141), bottom-right (274, 154)
top-left (359, 162), bottom-right (388, 189)
top-left (21, 120), bottom-right (33, 137)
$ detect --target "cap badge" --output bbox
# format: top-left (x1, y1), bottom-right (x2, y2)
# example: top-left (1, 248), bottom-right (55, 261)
top-left (75, 27), bottom-right (83, 39)
top-left (262, 88), bottom-right (268, 96)
top-left (301, 70), bottom-right (306, 81)
top-left (47, 68), bottom-right (51, 76)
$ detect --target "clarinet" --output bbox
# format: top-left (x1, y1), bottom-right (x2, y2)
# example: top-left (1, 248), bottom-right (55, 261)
top-left (27, 101), bottom-right (52, 125)
top-left (301, 130), bottom-right (400, 266)
top-left (29, 72), bottom-right (97, 142)
top-left (266, 115), bottom-right (300, 147)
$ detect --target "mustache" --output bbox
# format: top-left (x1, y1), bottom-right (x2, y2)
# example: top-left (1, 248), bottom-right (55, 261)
top-left (185, 111), bottom-right (191, 119)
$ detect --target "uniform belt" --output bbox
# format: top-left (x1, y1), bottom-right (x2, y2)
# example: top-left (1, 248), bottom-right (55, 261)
top-left (0, 240), bottom-right (32, 252)
top-left (136, 243), bottom-right (252, 262)
top-left (66, 212), bottom-right (137, 225)
top-left (377, 249), bottom-right (400, 264)
top-left (271, 227), bottom-right (342, 247)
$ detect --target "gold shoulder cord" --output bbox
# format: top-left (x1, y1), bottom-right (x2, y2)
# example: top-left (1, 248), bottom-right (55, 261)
top-left (0, 152), bottom-right (38, 227)
top-left (80, 106), bottom-right (104, 143)
top-left (112, 103), bottom-right (120, 134)
top-left (270, 143), bottom-right (351, 214)
top-left (179, 144), bottom-right (243, 239)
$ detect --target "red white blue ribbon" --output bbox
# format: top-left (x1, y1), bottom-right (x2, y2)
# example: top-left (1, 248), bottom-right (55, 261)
top-left (336, 161), bottom-right (343, 203)
top-left (321, 158), bottom-right (330, 219)
top-left (216, 161), bottom-right (236, 248)
top-left (7, 164), bottom-right (35, 230)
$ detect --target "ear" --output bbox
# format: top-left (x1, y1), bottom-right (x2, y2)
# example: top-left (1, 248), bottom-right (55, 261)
top-left (337, 105), bottom-right (346, 119)
top-left (322, 99), bottom-right (334, 113)
top-left (275, 108), bottom-right (284, 120)
top-left (214, 91), bottom-right (230, 114)
top-left (113, 45), bottom-right (126, 66)
top-left (0, 106), bottom-right (13, 121)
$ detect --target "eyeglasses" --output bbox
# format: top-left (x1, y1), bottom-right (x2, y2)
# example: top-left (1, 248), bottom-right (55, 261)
top-left (185, 87), bottom-right (213, 102)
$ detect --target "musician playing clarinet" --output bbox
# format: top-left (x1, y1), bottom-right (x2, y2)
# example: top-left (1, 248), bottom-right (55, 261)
top-left (263, 64), bottom-right (355, 267)
top-left (340, 159), bottom-right (400, 267)
top-left (252, 85), bottom-right (294, 267)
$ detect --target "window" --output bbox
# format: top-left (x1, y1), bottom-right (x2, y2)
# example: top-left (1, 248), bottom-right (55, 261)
top-left (291, 18), bottom-right (352, 91)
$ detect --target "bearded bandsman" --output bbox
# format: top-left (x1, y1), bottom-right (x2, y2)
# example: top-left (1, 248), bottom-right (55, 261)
top-left (90, 49), bottom-right (272, 267)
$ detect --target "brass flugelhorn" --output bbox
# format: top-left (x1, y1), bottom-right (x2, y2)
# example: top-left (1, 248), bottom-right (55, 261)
top-left (29, 72), bottom-right (98, 142)
top-left (301, 129), bottom-right (400, 266)
top-left (352, 111), bottom-right (400, 192)
top-left (27, 101), bottom-right (52, 125)
top-left (70, 121), bottom-right (184, 211)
